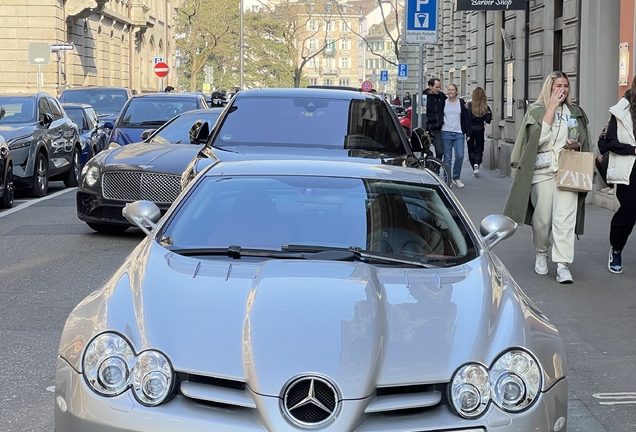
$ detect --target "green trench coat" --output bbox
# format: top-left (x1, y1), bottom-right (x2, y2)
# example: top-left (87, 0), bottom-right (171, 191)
top-left (503, 101), bottom-right (593, 235)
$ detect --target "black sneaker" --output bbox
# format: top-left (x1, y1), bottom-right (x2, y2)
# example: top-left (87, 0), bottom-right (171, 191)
top-left (609, 248), bottom-right (623, 274)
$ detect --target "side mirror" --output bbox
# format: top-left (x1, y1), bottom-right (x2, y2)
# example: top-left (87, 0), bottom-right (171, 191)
top-left (104, 121), bottom-right (115, 129)
top-left (140, 129), bottom-right (155, 141)
top-left (188, 120), bottom-right (210, 144)
top-left (122, 200), bottom-right (161, 235)
top-left (480, 214), bottom-right (517, 250)
top-left (411, 127), bottom-right (432, 154)
top-left (40, 113), bottom-right (54, 128)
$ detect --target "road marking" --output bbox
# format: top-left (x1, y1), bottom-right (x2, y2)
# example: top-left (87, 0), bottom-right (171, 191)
top-left (0, 188), bottom-right (76, 219)
top-left (46, 386), bottom-right (55, 393)
top-left (592, 393), bottom-right (636, 405)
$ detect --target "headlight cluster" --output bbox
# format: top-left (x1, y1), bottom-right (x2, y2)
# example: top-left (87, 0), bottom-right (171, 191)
top-left (450, 349), bottom-right (541, 418)
top-left (83, 333), bottom-right (173, 406)
top-left (81, 163), bottom-right (100, 187)
top-left (7, 135), bottom-right (32, 150)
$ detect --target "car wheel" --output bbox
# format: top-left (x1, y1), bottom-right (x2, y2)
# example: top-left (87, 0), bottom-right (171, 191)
top-left (86, 222), bottom-right (129, 234)
top-left (64, 146), bottom-right (81, 187)
top-left (1, 164), bottom-right (15, 208)
top-left (30, 153), bottom-right (49, 198)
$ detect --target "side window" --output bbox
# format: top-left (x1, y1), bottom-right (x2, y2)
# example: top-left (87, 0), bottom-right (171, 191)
top-left (47, 97), bottom-right (63, 120)
top-left (85, 108), bottom-right (97, 129)
top-left (38, 97), bottom-right (51, 118)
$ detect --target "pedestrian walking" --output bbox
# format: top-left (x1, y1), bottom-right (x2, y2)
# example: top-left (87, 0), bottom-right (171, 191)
top-left (423, 78), bottom-right (446, 158)
top-left (403, 92), bottom-right (412, 108)
top-left (466, 87), bottom-right (492, 177)
top-left (393, 95), bottom-right (401, 105)
top-left (605, 77), bottom-right (636, 274)
top-left (503, 71), bottom-right (592, 283)
top-left (441, 84), bottom-right (470, 188)
top-left (165, 85), bottom-right (175, 93)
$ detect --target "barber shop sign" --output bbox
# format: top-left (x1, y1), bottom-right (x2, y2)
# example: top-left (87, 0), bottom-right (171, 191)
top-left (455, 0), bottom-right (528, 10)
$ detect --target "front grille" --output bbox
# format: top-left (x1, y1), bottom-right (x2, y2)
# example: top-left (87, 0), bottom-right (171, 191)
top-left (102, 171), bottom-right (180, 204)
top-left (88, 206), bottom-right (127, 221)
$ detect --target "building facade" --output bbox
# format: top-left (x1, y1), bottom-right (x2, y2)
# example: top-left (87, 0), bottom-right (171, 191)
top-left (0, 0), bottom-right (180, 96)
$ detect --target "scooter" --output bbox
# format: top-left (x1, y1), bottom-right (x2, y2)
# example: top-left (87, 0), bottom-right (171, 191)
top-left (399, 106), bottom-right (412, 136)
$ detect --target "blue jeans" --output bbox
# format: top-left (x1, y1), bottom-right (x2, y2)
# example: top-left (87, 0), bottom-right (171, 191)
top-left (442, 131), bottom-right (465, 180)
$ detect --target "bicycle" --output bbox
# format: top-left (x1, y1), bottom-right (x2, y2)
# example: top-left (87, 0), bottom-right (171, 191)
top-left (410, 127), bottom-right (452, 187)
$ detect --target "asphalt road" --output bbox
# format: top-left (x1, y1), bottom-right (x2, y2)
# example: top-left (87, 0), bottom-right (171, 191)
top-left (0, 168), bottom-right (635, 431)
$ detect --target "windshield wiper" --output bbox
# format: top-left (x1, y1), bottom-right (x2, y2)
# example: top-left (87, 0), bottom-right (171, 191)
top-left (138, 120), bottom-right (167, 125)
top-left (281, 244), bottom-right (435, 268)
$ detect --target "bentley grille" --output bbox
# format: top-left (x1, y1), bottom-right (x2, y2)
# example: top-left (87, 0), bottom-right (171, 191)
top-left (102, 172), bottom-right (181, 204)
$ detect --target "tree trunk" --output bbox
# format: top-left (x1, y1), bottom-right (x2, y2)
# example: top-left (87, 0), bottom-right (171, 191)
top-left (294, 67), bottom-right (302, 88)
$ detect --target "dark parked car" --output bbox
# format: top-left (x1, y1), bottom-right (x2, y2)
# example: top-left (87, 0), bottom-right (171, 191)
top-left (77, 108), bottom-right (222, 233)
top-left (59, 87), bottom-right (132, 126)
top-left (181, 87), bottom-right (425, 188)
top-left (106, 93), bottom-right (209, 147)
top-left (0, 136), bottom-right (14, 208)
top-left (0, 93), bottom-right (81, 196)
top-left (61, 103), bottom-right (108, 166)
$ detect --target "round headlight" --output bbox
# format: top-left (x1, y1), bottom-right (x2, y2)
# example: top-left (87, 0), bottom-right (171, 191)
top-left (450, 363), bottom-right (491, 418)
top-left (83, 333), bottom-right (135, 396)
top-left (132, 350), bottom-right (173, 406)
top-left (84, 166), bottom-right (100, 187)
top-left (490, 350), bottom-right (541, 412)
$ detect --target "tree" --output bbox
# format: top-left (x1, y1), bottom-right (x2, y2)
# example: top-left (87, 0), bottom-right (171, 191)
top-left (175, 0), bottom-right (237, 91)
top-left (261, 0), bottom-right (343, 88)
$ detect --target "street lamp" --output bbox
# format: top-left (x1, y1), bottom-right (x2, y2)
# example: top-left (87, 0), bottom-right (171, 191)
top-left (240, 0), bottom-right (244, 89)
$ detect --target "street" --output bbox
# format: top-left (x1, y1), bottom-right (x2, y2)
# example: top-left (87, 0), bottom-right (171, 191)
top-left (1, 167), bottom-right (635, 431)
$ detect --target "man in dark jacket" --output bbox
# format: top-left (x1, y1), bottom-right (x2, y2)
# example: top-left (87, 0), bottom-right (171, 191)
top-left (423, 78), bottom-right (446, 158)
top-left (403, 92), bottom-right (412, 108)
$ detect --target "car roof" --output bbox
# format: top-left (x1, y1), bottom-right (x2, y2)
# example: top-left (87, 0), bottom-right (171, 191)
top-left (60, 87), bottom-right (131, 92)
top-left (129, 93), bottom-right (204, 99)
top-left (234, 87), bottom-right (380, 101)
top-left (61, 102), bottom-right (93, 109)
top-left (0, 93), bottom-right (47, 98)
top-left (177, 108), bottom-right (223, 116)
top-left (202, 159), bottom-right (437, 184)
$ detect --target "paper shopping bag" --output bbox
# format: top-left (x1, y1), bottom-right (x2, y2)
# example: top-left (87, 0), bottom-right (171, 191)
top-left (557, 150), bottom-right (595, 192)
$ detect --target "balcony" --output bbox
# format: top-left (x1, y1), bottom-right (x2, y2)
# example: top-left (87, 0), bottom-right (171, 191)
top-left (319, 67), bottom-right (340, 76)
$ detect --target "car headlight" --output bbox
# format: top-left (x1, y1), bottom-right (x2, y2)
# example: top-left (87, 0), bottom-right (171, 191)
top-left (490, 350), bottom-right (541, 412)
top-left (132, 351), bottom-right (173, 406)
top-left (108, 142), bottom-right (121, 150)
top-left (83, 333), bottom-right (135, 396)
top-left (450, 363), bottom-right (491, 418)
top-left (83, 165), bottom-right (100, 187)
top-left (83, 332), bottom-right (174, 406)
top-left (7, 135), bottom-right (32, 150)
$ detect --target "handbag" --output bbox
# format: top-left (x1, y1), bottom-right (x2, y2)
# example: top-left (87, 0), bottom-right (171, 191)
top-left (534, 112), bottom-right (562, 170)
top-left (557, 150), bottom-right (595, 192)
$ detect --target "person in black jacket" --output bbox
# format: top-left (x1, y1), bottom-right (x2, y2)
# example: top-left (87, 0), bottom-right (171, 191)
top-left (466, 87), bottom-right (492, 177)
top-left (423, 78), bottom-right (446, 158)
top-left (441, 83), bottom-right (471, 188)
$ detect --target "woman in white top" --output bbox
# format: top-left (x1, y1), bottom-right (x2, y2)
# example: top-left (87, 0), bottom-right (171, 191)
top-left (504, 71), bottom-right (592, 284)
top-left (440, 84), bottom-right (470, 188)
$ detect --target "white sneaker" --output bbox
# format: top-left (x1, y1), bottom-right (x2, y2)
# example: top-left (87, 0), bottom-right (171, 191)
top-left (600, 186), bottom-right (612, 193)
top-left (453, 179), bottom-right (465, 188)
top-left (556, 264), bottom-right (573, 284)
top-left (473, 164), bottom-right (479, 177)
top-left (535, 252), bottom-right (548, 275)
top-left (607, 188), bottom-right (615, 195)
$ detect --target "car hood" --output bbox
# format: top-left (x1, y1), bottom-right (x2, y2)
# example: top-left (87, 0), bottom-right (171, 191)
top-left (0, 123), bottom-right (36, 141)
top-left (103, 142), bottom-right (202, 174)
top-left (110, 126), bottom-right (147, 145)
top-left (60, 241), bottom-right (566, 398)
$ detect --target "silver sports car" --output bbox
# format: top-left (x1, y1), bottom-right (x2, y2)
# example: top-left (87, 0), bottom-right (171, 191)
top-left (55, 159), bottom-right (568, 432)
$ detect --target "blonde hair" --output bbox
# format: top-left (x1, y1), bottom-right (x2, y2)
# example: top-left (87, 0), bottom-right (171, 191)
top-left (471, 87), bottom-right (488, 117)
top-left (538, 71), bottom-right (572, 108)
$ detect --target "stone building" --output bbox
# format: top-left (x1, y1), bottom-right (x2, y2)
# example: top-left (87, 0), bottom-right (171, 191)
top-left (0, 0), bottom-right (180, 96)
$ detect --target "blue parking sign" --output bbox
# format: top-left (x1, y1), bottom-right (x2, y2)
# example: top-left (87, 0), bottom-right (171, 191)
top-left (380, 70), bottom-right (389, 83)
top-left (404, 0), bottom-right (438, 44)
top-left (398, 64), bottom-right (408, 80)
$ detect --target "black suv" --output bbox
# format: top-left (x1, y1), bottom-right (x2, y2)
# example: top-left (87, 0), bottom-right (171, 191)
top-left (0, 94), bottom-right (81, 196)
top-left (182, 87), bottom-right (425, 187)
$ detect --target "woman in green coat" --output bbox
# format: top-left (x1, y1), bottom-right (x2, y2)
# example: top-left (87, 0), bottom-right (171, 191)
top-left (504, 71), bottom-right (592, 284)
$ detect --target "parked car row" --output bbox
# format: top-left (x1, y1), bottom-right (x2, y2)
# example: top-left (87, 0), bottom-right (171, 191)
top-left (54, 86), bottom-right (570, 431)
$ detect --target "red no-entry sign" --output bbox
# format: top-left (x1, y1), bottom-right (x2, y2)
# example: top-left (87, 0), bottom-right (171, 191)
top-left (154, 61), bottom-right (170, 78)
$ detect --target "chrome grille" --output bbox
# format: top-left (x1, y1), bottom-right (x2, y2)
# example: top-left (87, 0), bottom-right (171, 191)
top-left (102, 172), bottom-right (181, 204)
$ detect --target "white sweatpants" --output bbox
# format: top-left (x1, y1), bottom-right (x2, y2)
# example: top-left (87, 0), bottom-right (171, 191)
top-left (530, 176), bottom-right (579, 264)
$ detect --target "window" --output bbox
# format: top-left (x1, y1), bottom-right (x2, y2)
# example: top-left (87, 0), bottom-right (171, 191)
top-left (308, 39), bottom-right (317, 50)
top-left (47, 97), bottom-right (63, 120)
top-left (325, 21), bottom-right (332, 32)
top-left (324, 79), bottom-right (333, 85)
top-left (339, 78), bottom-right (349, 86)
top-left (340, 39), bottom-right (349, 50)
top-left (340, 57), bottom-right (350, 69)
top-left (310, 78), bottom-right (318, 85)
top-left (341, 21), bottom-right (349, 32)
top-left (308, 20), bottom-right (316, 31)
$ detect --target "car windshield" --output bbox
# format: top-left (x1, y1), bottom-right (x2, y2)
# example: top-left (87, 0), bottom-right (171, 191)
top-left (214, 97), bottom-right (406, 154)
top-left (148, 111), bottom-right (221, 144)
top-left (159, 175), bottom-right (476, 265)
top-left (59, 89), bottom-right (128, 115)
top-left (120, 98), bottom-right (200, 127)
top-left (64, 108), bottom-right (85, 130)
top-left (0, 97), bottom-right (36, 123)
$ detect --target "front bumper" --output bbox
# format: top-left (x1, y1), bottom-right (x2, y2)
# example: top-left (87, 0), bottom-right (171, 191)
top-left (55, 356), bottom-right (568, 432)
top-left (76, 190), bottom-right (171, 226)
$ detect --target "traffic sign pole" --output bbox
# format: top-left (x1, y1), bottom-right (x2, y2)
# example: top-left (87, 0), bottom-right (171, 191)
top-left (417, 43), bottom-right (423, 130)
